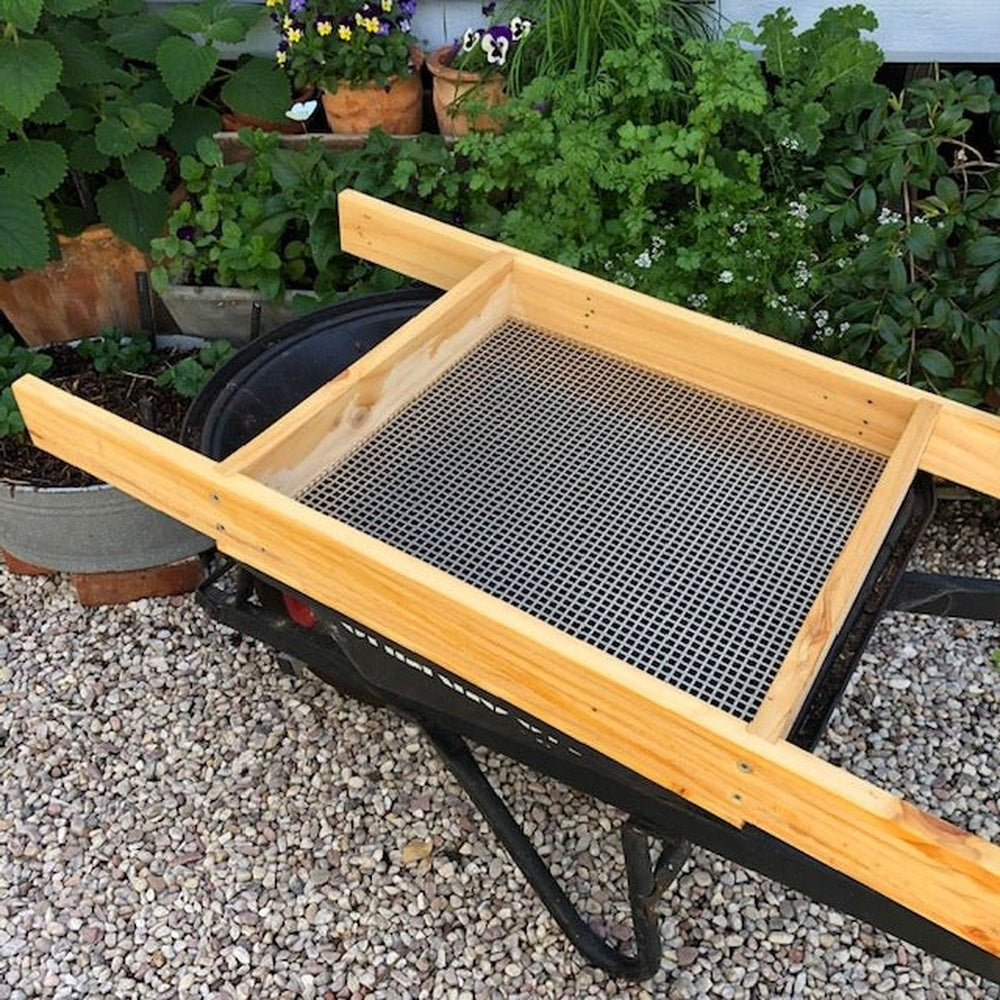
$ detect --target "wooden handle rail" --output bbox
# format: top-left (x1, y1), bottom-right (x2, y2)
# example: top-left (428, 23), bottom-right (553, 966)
top-left (12, 370), bottom-right (1000, 958)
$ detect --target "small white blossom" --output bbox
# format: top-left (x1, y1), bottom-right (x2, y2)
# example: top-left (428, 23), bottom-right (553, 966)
top-left (815, 309), bottom-right (829, 330)
top-left (732, 220), bottom-right (749, 235)
top-left (718, 269), bottom-right (734, 285)
top-left (634, 250), bottom-right (653, 269)
top-left (687, 293), bottom-right (708, 309)
top-left (788, 201), bottom-right (808, 221)
top-left (857, 233), bottom-right (870, 244)
top-left (778, 136), bottom-right (801, 151)
top-left (877, 207), bottom-right (902, 226)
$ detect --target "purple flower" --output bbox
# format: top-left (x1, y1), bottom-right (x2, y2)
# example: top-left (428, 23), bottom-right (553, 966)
top-left (376, 18), bottom-right (389, 33)
top-left (510, 16), bottom-right (532, 40)
top-left (481, 1), bottom-right (495, 14)
top-left (481, 24), bottom-right (511, 65)
top-left (289, 0), bottom-right (306, 11)
top-left (177, 225), bottom-right (196, 242)
top-left (398, 0), bottom-right (416, 16)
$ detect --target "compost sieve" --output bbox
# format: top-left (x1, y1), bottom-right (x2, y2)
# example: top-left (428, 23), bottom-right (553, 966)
top-left (296, 319), bottom-right (887, 720)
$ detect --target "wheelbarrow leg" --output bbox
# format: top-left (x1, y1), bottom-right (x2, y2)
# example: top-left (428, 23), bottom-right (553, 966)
top-left (423, 724), bottom-right (689, 981)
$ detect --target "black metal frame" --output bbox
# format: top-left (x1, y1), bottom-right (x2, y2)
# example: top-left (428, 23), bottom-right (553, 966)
top-left (193, 472), bottom-right (1000, 984)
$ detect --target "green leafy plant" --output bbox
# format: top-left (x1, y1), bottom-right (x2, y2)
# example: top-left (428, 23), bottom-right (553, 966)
top-left (152, 127), bottom-right (464, 303)
top-left (155, 338), bottom-right (234, 398)
top-left (0, 333), bottom-right (53, 385)
top-left (0, 0), bottom-right (289, 273)
top-left (75, 327), bottom-right (155, 373)
top-left (0, 387), bottom-right (25, 438)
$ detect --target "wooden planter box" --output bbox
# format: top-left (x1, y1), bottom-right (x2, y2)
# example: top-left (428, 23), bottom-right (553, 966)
top-left (13, 191), bottom-right (1000, 964)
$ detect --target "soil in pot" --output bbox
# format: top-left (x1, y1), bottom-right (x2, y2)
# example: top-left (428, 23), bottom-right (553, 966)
top-left (0, 343), bottom-right (192, 488)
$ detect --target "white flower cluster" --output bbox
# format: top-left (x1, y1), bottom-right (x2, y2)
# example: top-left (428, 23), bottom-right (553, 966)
top-left (633, 233), bottom-right (666, 271)
top-left (792, 260), bottom-right (811, 288)
top-left (766, 293), bottom-right (807, 321)
top-left (687, 292), bottom-right (708, 309)
top-left (877, 206), bottom-right (903, 226)
top-left (718, 269), bottom-right (734, 285)
top-left (778, 136), bottom-right (801, 152)
top-left (788, 200), bottom-right (809, 222)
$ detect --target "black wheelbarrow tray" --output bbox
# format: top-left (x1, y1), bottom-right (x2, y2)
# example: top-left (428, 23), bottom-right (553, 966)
top-left (13, 191), bottom-right (1000, 983)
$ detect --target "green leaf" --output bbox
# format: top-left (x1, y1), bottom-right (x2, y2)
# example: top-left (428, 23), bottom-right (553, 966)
top-left (167, 104), bottom-right (221, 157)
top-left (943, 387), bottom-right (982, 406)
top-left (68, 134), bottom-right (110, 172)
top-left (966, 235), bottom-right (1000, 267)
top-left (0, 38), bottom-right (62, 121)
top-left (0, 0), bottom-right (41, 33)
top-left (155, 35), bottom-right (218, 103)
top-left (195, 134), bottom-right (224, 167)
top-left (0, 176), bottom-right (49, 270)
top-left (208, 16), bottom-right (250, 44)
top-left (0, 138), bottom-right (67, 198)
top-left (975, 261), bottom-right (1000, 298)
top-left (94, 177), bottom-right (169, 252)
top-left (45, 0), bottom-right (102, 15)
top-left (904, 224), bottom-right (935, 259)
top-left (157, 4), bottom-right (206, 33)
top-left (122, 148), bottom-right (165, 192)
top-left (935, 175), bottom-right (960, 206)
top-left (101, 13), bottom-right (173, 61)
top-left (888, 255), bottom-right (907, 292)
top-left (858, 184), bottom-right (877, 217)
top-left (824, 164), bottom-right (853, 192)
top-left (918, 348), bottom-right (954, 379)
top-left (220, 57), bottom-right (291, 119)
top-left (53, 31), bottom-right (118, 85)
top-left (94, 115), bottom-right (137, 156)
top-left (27, 87), bottom-right (70, 124)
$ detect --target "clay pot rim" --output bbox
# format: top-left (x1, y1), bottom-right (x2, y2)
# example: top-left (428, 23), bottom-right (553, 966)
top-left (427, 44), bottom-right (497, 86)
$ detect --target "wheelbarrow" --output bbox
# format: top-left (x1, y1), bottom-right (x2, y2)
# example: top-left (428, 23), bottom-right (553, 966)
top-left (13, 191), bottom-right (1000, 983)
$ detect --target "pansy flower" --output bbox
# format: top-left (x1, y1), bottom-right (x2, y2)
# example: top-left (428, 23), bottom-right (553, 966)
top-left (481, 25), bottom-right (511, 66)
top-left (461, 27), bottom-right (484, 52)
top-left (510, 16), bottom-right (531, 40)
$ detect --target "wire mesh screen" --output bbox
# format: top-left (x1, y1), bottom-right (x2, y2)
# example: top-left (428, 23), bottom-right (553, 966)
top-left (296, 319), bottom-right (887, 720)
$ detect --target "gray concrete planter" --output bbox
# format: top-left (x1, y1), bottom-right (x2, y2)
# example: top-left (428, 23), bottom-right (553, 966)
top-left (0, 480), bottom-right (210, 573)
top-left (157, 285), bottom-right (318, 343)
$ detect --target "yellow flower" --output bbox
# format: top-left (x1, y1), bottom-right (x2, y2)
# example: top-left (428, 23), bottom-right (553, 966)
top-left (317, 20), bottom-right (333, 36)
top-left (337, 23), bottom-right (351, 39)
top-left (265, 0), bottom-right (280, 6)
top-left (381, 0), bottom-right (392, 10)
top-left (287, 27), bottom-right (302, 42)
top-left (276, 50), bottom-right (287, 64)
top-left (282, 15), bottom-right (293, 29)
top-left (363, 15), bottom-right (379, 32)
top-left (354, 11), bottom-right (363, 24)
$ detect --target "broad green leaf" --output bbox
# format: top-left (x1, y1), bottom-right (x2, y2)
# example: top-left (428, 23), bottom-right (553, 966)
top-left (935, 175), bottom-right (960, 206)
top-left (100, 13), bottom-right (173, 61)
top-left (943, 387), bottom-right (982, 406)
top-left (966, 235), bottom-right (1000, 267)
top-left (155, 35), bottom-right (217, 103)
top-left (208, 16), bottom-right (251, 44)
top-left (94, 177), bottom-right (168, 252)
top-left (888, 255), bottom-right (907, 292)
top-left (0, 138), bottom-right (67, 198)
top-left (824, 164), bottom-right (852, 192)
top-left (904, 223), bottom-right (935, 259)
top-left (0, 38), bottom-right (62, 121)
top-left (157, 4), bottom-right (206, 33)
top-left (167, 104), bottom-right (220, 157)
top-left (45, 0), bottom-right (102, 15)
top-left (0, 0), bottom-right (41, 33)
top-left (122, 148), bottom-right (165, 192)
top-left (221, 57), bottom-right (291, 119)
top-left (858, 184), bottom-right (876, 217)
top-left (27, 87), bottom-right (70, 124)
top-left (975, 261), bottom-right (1000, 298)
top-left (94, 115), bottom-right (137, 156)
top-left (918, 348), bottom-right (954, 379)
top-left (68, 134), bottom-right (110, 172)
top-left (194, 134), bottom-right (224, 167)
top-left (54, 30), bottom-right (118, 85)
top-left (0, 176), bottom-right (49, 270)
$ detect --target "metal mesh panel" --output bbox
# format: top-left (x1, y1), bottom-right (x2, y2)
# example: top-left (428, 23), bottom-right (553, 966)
top-left (295, 319), bottom-right (887, 720)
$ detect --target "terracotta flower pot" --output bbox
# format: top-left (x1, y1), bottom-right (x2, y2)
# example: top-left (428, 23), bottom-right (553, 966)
top-left (0, 226), bottom-right (149, 346)
top-left (321, 66), bottom-right (423, 135)
top-left (427, 45), bottom-right (505, 137)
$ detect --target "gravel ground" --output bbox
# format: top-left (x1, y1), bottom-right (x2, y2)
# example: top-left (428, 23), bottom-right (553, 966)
top-left (2, 499), bottom-right (1000, 999)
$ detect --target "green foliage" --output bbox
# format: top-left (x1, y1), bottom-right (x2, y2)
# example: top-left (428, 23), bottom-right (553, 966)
top-left (151, 128), bottom-right (462, 303)
top-left (0, 0), bottom-right (287, 272)
top-left (0, 333), bottom-right (52, 439)
top-left (449, 4), bottom-right (1000, 407)
top-left (75, 327), bottom-right (155, 372)
top-left (154, 338), bottom-right (233, 398)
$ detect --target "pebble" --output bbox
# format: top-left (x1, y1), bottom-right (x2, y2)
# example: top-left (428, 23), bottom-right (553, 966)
top-left (1, 500), bottom-right (999, 998)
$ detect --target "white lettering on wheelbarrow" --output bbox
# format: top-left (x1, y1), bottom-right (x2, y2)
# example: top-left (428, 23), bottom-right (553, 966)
top-left (338, 620), bottom-right (582, 756)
